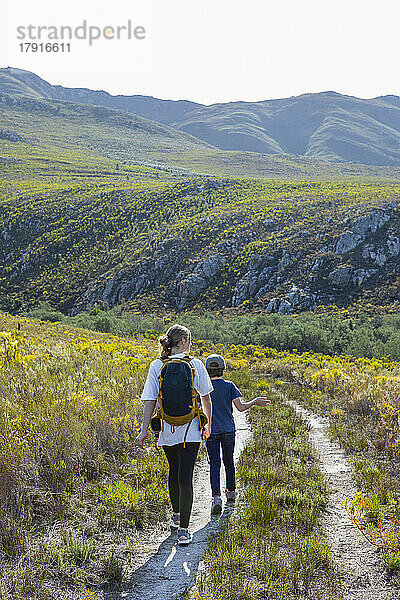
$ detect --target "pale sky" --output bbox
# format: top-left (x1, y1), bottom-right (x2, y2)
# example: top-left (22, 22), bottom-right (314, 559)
top-left (3, 0), bottom-right (400, 105)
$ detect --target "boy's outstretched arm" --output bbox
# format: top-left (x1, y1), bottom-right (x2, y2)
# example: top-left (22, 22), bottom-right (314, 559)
top-left (233, 396), bottom-right (270, 412)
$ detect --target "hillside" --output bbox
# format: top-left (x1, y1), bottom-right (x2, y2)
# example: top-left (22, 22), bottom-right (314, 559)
top-left (3, 67), bottom-right (400, 166)
top-left (2, 134), bottom-right (399, 316)
top-left (2, 84), bottom-right (400, 182)
top-left (1, 78), bottom-right (399, 317)
top-left (0, 66), bottom-right (200, 122)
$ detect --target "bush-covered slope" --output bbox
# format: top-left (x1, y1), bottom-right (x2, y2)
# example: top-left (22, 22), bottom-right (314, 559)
top-left (2, 146), bottom-right (400, 315)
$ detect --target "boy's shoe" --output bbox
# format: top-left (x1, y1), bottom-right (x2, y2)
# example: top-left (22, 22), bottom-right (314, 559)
top-left (170, 513), bottom-right (180, 530)
top-left (211, 496), bottom-right (222, 515)
top-left (226, 490), bottom-right (236, 503)
top-left (177, 528), bottom-right (192, 545)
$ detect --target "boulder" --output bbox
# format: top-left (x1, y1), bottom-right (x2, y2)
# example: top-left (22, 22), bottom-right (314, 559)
top-left (178, 273), bottom-right (207, 300)
top-left (102, 277), bottom-right (118, 304)
top-left (249, 253), bottom-right (262, 269)
top-left (387, 236), bottom-right (400, 258)
top-left (311, 257), bottom-right (324, 272)
top-left (353, 208), bottom-right (390, 236)
top-left (375, 248), bottom-right (387, 267)
top-left (277, 299), bottom-right (292, 314)
top-left (231, 273), bottom-right (259, 306)
top-left (286, 285), bottom-right (315, 309)
top-left (265, 298), bottom-right (280, 313)
top-left (335, 231), bottom-right (362, 254)
top-left (353, 268), bottom-right (378, 285)
top-left (279, 251), bottom-right (294, 268)
top-left (328, 266), bottom-right (353, 287)
top-left (0, 129), bottom-right (25, 142)
top-left (362, 244), bottom-right (376, 261)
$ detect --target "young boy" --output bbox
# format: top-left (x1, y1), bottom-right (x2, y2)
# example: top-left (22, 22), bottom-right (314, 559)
top-left (205, 354), bottom-right (270, 515)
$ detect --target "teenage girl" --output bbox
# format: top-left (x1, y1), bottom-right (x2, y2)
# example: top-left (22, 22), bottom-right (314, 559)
top-left (136, 324), bottom-right (213, 545)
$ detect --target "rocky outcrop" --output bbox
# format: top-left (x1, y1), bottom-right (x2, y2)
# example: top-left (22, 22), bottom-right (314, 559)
top-left (229, 204), bottom-right (399, 314)
top-left (335, 208), bottom-right (391, 255)
top-left (353, 208), bottom-right (391, 236)
top-left (265, 286), bottom-right (316, 314)
top-left (73, 201), bottom-right (399, 315)
top-left (77, 246), bottom-right (229, 311)
top-left (175, 254), bottom-right (227, 309)
top-left (353, 268), bottom-right (378, 286)
top-left (361, 236), bottom-right (400, 266)
top-left (335, 231), bottom-right (362, 254)
top-left (231, 253), bottom-right (276, 307)
top-left (266, 297), bottom-right (292, 314)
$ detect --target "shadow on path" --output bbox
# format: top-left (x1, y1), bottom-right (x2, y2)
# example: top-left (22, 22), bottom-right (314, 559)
top-left (111, 409), bottom-right (250, 600)
top-left (118, 506), bottom-right (234, 600)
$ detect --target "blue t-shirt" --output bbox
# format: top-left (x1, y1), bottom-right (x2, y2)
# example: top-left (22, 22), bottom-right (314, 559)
top-left (210, 378), bottom-right (242, 434)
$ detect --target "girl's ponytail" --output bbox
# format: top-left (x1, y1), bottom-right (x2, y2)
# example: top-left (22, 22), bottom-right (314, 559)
top-left (158, 324), bottom-right (191, 359)
top-left (158, 334), bottom-right (173, 359)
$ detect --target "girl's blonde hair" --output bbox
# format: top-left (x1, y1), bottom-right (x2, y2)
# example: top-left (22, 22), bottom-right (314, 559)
top-left (158, 323), bottom-right (191, 359)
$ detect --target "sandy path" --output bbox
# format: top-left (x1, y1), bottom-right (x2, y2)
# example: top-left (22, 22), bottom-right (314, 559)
top-left (114, 409), bottom-right (251, 600)
top-left (289, 398), bottom-right (400, 600)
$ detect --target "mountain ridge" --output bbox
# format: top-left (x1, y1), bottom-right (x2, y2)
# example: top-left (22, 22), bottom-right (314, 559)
top-left (2, 67), bottom-right (400, 166)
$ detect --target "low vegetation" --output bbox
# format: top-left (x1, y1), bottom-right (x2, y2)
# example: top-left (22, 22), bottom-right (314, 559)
top-left (0, 310), bottom-right (342, 599)
top-left (1, 306), bottom-right (400, 596)
top-left (0, 312), bottom-right (169, 598)
top-left (253, 342), bottom-right (400, 583)
top-left (190, 370), bottom-right (341, 600)
top-left (28, 304), bottom-right (400, 361)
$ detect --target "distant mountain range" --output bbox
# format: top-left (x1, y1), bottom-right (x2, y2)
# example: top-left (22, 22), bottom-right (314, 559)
top-left (2, 66), bottom-right (400, 166)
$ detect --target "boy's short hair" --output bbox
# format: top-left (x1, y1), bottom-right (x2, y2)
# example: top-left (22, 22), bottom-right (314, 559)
top-left (207, 366), bottom-right (224, 378)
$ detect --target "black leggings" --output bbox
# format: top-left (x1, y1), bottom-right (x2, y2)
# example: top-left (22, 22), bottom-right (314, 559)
top-left (162, 442), bottom-right (200, 529)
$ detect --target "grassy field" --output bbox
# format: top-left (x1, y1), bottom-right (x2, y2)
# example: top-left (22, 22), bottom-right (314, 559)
top-left (0, 312), bottom-right (170, 598)
top-left (2, 310), bottom-right (400, 597)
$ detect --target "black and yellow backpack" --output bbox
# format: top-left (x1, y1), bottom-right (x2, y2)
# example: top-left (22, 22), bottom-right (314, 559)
top-left (150, 355), bottom-right (207, 446)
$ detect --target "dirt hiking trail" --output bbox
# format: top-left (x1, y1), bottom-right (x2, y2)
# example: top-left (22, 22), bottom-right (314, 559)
top-left (113, 410), bottom-right (251, 600)
top-left (288, 396), bottom-right (400, 600)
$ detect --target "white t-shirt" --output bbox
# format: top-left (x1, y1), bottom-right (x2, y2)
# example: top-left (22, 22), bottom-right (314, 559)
top-left (141, 353), bottom-right (213, 446)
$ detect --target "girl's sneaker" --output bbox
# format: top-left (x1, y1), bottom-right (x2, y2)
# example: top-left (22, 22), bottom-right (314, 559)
top-left (226, 490), bottom-right (236, 503)
top-left (211, 496), bottom-right (222, 515)
top-left (177, 528), bottom-right (192, 545)
top-left (170, 513), bottom-right (180, 530)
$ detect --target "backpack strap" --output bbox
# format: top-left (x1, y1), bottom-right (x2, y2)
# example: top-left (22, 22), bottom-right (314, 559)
top-left (182, 356), bottom-right (206, 439)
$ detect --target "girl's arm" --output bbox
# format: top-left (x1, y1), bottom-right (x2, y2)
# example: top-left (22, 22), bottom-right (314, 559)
top-left (136, 399), bottom-right (156, 445)
top-left (200, 393), bottom-right (212, 438)
top-left (232, 396), bottom-right (270, 412)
